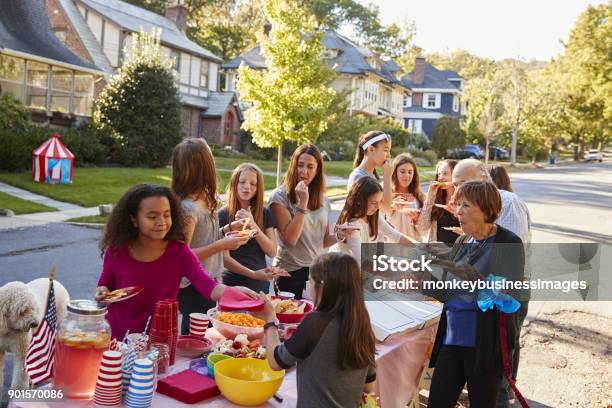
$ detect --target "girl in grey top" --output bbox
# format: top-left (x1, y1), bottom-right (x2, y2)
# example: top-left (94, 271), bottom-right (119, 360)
top-left (260, 252), bottom-right (377, 408)
top-left (269, 144), bottom-right (339, 299)
top-left (171, 138), bottom-right (251, 334)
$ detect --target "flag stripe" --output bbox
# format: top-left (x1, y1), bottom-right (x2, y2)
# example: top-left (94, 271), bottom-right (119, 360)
top-left (25, 282), bottom-right (57, 387)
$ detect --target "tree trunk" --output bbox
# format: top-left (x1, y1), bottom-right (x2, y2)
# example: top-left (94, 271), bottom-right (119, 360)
top-left (510, 124), bottom-right (518, 166)
top-left (276, 143), bottom-right (283, 187)
top-left (578, 135), bottom-right (585, 160)
top-left (485, 137), bottom-right (490, 166)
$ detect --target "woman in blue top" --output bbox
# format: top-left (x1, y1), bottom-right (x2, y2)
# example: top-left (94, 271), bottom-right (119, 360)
top-left (420, 181), bottom-right (525, 408)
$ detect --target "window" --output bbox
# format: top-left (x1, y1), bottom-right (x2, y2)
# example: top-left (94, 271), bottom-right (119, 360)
top-left (74, 73), bottom-right (94, 116)
top-left (453, 95), bottom-right (459, 112)
top-left (200, 60), bottom-right (209, 89)
top-left (26, 62), bottom-right (49, 110)
top-left (169, 50), bottom-right (180, 71)
top-left (50, 68), bottom-right (72, 112)
top-left (53, 28), bottom-right (67, 44)
top-left (0, 54), bottom-right (25, 101)
top-left (423, 93), bottom-right (440, 109)
top-left (408, 119), bottom-right (422, 134)
top-left (403, 95), bottom-right (412, 107)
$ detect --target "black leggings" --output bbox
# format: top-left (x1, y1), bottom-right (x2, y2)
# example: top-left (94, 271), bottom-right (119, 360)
top-left (428, 345), bottom-right (502, 408)
top-left (277, 266), bottom-right (309, 300)
top-left (177, 284), bottom-right (216, 335)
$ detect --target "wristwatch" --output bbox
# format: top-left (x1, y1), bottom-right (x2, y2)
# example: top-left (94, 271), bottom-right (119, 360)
top-left (264, 321), bottom-right (279, 331)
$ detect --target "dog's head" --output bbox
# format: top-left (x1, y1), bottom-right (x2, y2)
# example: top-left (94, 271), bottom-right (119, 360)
top-left (0, 282), bottom-right (40, 334)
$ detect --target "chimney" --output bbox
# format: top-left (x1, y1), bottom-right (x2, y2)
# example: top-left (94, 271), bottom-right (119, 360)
top-left (166, 0), bottom-right (188, 32)
top-left (413, 56), bottom-right (426, 85)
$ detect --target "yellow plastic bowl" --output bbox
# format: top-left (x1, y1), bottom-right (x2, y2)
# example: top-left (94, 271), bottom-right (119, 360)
top-left (214, 358), bottom-right (285, 406)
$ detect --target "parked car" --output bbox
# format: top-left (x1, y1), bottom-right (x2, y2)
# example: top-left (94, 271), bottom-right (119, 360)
top-left (489, 146), bottom-right (509, 161)
top-left (447, 144), bottom-right (485, 159)
top-left (584, 149), bottom-right (603, 162)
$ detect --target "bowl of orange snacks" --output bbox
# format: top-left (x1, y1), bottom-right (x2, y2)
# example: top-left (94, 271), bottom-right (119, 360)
top-left (207, 308), bottom-right (265, 341)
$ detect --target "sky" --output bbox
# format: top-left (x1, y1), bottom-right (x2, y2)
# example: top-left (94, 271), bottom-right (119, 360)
top-left (374, 0), bottom-right (608, 61)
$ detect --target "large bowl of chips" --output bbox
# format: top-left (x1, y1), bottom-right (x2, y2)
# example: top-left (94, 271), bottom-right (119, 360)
top-left (207, 308), bottom-right (264, 341)
top-left (269, 296), bottom-right (313, 324)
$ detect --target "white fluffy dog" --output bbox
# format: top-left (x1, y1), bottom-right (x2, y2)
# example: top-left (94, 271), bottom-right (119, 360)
top-left (0, 279), bottom-right (69, 393)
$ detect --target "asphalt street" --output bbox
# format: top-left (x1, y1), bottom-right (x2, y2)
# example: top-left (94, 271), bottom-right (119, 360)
top-left (1, 160), bottom-right (611, 403)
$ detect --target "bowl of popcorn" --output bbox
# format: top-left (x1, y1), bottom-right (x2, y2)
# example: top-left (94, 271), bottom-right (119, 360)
top-left (207, 308), bottom-right (264, 340)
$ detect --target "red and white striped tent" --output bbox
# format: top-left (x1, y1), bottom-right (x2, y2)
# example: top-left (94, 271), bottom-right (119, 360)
top-left (32, 134), bottom-right (74, 184)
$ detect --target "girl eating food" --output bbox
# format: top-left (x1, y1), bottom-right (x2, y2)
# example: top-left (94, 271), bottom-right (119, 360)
top-left (95, 184), bottom-right (256, 340)
top-left (268, 144), bottom-right (339, 299)
top-left (334, 177), bottom-right (417, 263)
top-left (387, 154), bottom-right (425, 242)
top-left (260, 252), bottom-right (377, 408)
top-left (347, 130), bottom-right (393, 214)
top-left (219, 163), bottom-right (288, 293)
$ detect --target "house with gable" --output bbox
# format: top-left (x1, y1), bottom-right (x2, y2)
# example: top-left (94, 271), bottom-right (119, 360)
top-left (45, 0), bottom-right (243, 147)
top-left (222, 29), bottom-right (410, 124)
top-left (401, 56), bottom-right (464, 141)
top-left (0, 0), bottom-right (102, 126)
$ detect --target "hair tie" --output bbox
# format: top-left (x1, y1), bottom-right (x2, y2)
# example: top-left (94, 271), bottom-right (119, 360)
top-left (361, 133), bottom-right (390, 150)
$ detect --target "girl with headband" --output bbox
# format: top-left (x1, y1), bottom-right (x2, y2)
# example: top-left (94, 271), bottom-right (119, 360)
top-left (348, 130), bottom-right (393, 215)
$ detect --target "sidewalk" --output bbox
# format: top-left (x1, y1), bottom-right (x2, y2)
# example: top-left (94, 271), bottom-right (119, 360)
top-left (0, 181), bottom-right (99, 230)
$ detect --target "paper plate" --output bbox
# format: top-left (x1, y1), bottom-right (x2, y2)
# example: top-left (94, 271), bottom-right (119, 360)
top-left (100, 286), bottom-right (144, 304)
top-left (218, 287), bottom-right (264, 312)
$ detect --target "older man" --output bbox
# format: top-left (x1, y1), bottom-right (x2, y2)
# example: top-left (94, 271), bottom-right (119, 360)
top-left (451, 159), bottom-right (531, 243)
top-left (451, 158), bottom-right (531, 408)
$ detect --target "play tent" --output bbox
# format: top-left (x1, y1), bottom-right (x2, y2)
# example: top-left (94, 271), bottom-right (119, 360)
top-left (32, 134), bottom-right (74, 184)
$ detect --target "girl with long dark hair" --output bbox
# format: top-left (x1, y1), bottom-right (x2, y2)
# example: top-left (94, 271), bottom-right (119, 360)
top-left (260, 252), bottom-right (377, 408)
top-left (387, 153), bottom-right (425, 242)
top-left (269, 144), bottom-right (339, 298)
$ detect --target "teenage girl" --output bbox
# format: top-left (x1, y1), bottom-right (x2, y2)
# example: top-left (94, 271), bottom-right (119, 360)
top-left (269, 144), bottom-right (340, 299)
top-left (334, 176), bottom-right (417, 263)
top-left (416, 159), bottom-right (461, 245)
top-left (347, 130), bottom-right (393, 214)
top-left (171, 138), bottom-right (250, 334)
top-left (387, 153), bottom-right (425, 242)
top-left (95, 184), bottom-right (256, 340)
top-left (220, 163), bottom-right (289, 293)
top-left (260, 252), bottom-right (377, 408)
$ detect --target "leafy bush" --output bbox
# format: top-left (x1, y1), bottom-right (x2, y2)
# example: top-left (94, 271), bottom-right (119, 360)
top-left (61, 123), bottom-right (111, 166)
top-left (94, 30), bottom-right (182, 167)
top-left (402, 147), bottom-right (438, 166)
top-left (317, 140), bottom-right (355, 161)
top-left (0, 93), bottom-right (29, 130)
top-left (431, 116), bottom-right (466, 158)
top-left (0, 125), bottom-right (49, 171)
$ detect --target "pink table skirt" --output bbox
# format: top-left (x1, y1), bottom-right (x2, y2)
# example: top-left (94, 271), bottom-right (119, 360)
top-left (9, 326), bottom-right (437, 408)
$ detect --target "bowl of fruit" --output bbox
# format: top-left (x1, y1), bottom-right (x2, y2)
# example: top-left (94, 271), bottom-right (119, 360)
top-left (213, 334), bottom-right (267, 360)
top-left (207, 308), bottom-right (264, 340)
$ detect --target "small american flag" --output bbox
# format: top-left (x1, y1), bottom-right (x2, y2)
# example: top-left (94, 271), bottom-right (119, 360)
top-left (25, 278), bottom-right (57, 386)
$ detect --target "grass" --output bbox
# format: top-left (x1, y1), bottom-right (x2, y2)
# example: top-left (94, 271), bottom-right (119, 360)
top-left (67, 215), bottom-right (108, 224)
top-left (0, 191), bottom-right (57, 214)
top-left (0, 168), bottom-right (277, 208)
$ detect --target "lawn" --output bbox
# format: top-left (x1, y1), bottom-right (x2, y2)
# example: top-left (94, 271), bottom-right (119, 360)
top-left (0, 191), bottom-right (57, 214)
top-left (215, 156), bottom-right (435, 180)
top-left (0, 168), bottom-right (277, 208)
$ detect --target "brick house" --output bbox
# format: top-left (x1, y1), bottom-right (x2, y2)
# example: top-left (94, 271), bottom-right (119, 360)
top-left (46, 0), bottom-right (242, 145)
top-left (0, 0), bottom-right (102, 125)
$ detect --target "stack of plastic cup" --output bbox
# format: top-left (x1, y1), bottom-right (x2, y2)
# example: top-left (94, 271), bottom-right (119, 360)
top-left (149, 301), bottom-right (172, 359)
top-left (126, 358), bottom-right (155, 408)
top-left (189, 313), bottom-right (209, 338)
top-left (93, 350), bottom-right (123, 407)
top-left (121, 345), bottom-right (136, 399)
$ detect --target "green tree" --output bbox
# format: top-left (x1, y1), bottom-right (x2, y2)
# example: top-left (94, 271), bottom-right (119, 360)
top-left (431, 116), bottom-right (466, 158)
top-left (560, 3), bottom-right (611, 157)
top-left (237, 0), bottom-right (337, 185)
top-left (94, 29), bottom-right (182, 167)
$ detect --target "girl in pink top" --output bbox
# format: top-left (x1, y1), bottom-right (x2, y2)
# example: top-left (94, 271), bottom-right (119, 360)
top-left (95, 184), bottom-right (256, 340)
